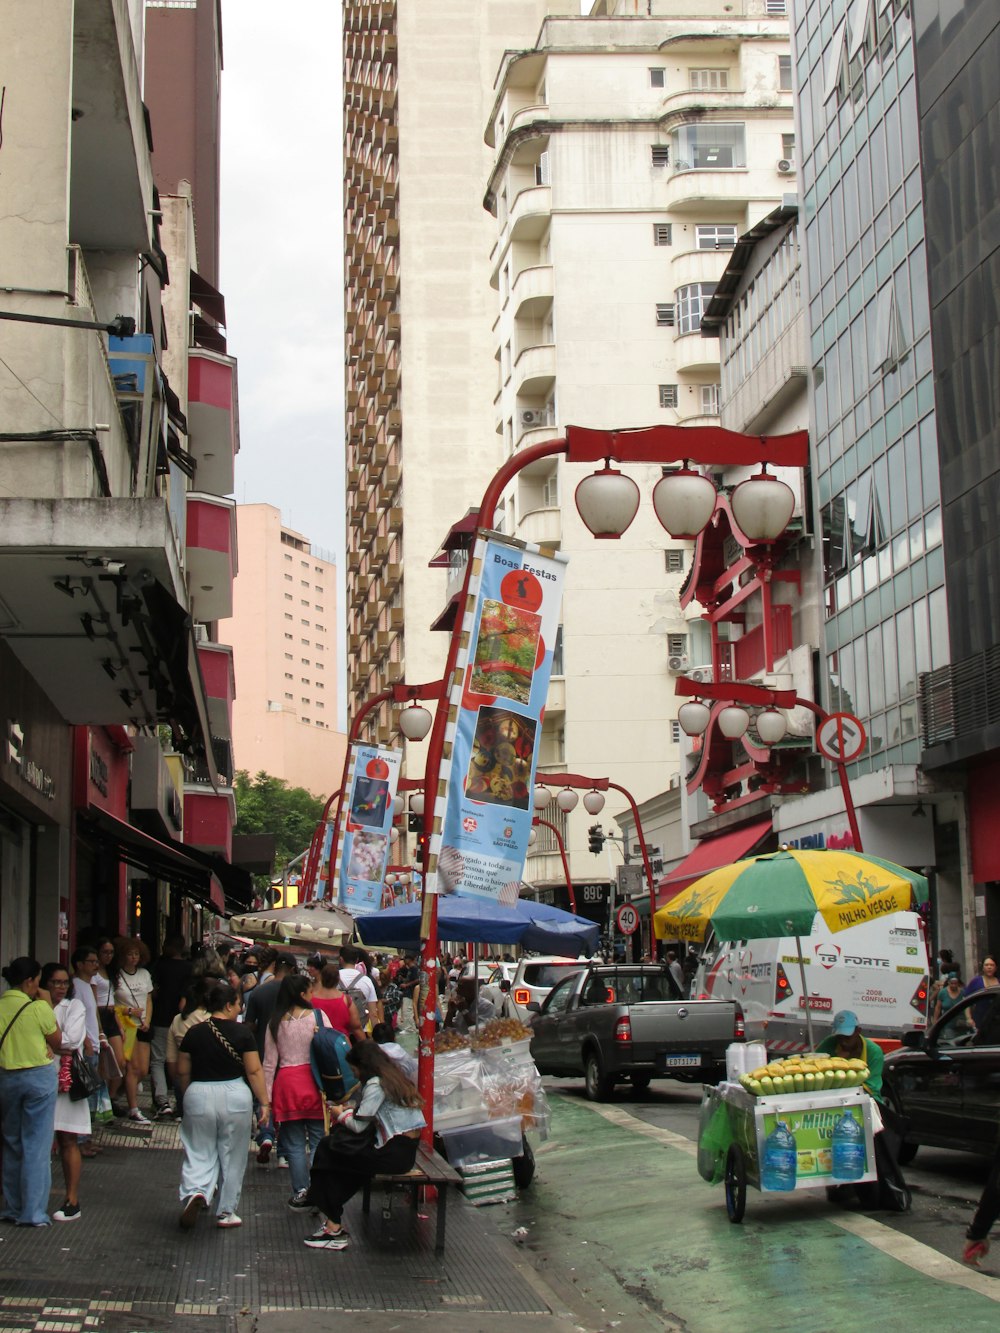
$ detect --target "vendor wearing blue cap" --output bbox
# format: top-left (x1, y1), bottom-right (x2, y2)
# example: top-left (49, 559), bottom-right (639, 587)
top-left (816, 1010), bottom-right (885, 1102)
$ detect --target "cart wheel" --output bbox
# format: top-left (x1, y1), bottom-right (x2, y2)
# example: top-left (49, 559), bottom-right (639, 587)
top-left (512, 1135), bottom-right (535, 1189)
top-left (724, 1145), bottom-right (747, 1223)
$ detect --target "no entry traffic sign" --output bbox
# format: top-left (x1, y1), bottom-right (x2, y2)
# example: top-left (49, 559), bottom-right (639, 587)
top-left (816, 712), bottom-right (866, 764)
top-left (616, 902), bottom-right (640, 935)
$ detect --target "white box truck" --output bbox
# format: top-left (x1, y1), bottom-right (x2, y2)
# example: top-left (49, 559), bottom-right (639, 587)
top-left (692, 912), bottom-right (930, 1053)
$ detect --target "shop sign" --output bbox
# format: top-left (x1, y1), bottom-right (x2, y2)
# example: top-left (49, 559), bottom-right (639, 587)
top-left (335, 744), bottom-right (402, 916)
top-left (431, 534), bottom-right (567, 902)
top-left (5, 720), bottom-right (55, 800)
top-left (760, 1104), bottom-right (868, 1179)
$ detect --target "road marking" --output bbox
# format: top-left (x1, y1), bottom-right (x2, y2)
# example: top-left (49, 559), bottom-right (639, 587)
top-left (567, 1098), bottom-right (699, 1157)
top-left (830, 1213), bottom-right (1000, 1301)
top-left (568, 1095), bottom-right (1000, 1301)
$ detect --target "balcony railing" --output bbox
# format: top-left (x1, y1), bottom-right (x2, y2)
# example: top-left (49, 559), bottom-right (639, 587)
top-left (731, 607), bottom-right (793, 680)
top-left (920, 647), bottom-right (1000, 751)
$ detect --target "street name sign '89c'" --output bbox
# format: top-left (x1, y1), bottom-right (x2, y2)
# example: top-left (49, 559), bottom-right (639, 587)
top-left (616, 903), bottom-right (640, 935)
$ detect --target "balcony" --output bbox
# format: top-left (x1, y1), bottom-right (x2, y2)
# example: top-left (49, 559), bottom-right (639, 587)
top-left (70, 0), bottom-right (154, 251)
top-left (664, 168), bottom-right (753, 215)
top-left (674, 335), bottom-right (722, 375)
top-left (517, 506), bottom-right (561, 547)
top-left (186, 495), bottom-right (236, 622)
top-left (512, 264), bottom-right (554, 319)
top-left (543, 676), bottom-right (566, 716)
top-left (514, 344), bottom-right (556, 397)
top-left (183, 786), bottom-right (236, 861)
top-left (187, 350), bottom-right (238, 497)
top-left (671, 249), bottom-right (736, 293)
top-left (197, 642), bottom-right (235, 743)
top-left (508, 186), bottom-right (551, 243)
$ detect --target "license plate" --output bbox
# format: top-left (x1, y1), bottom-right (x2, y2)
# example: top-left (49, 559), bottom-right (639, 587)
top-left (661, 1054), bottom-right (699, 1068)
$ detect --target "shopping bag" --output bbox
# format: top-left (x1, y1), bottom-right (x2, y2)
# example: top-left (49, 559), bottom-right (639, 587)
top-left (98, 1044), bottom-right (122, 1083)
top-left (697, 1097), bottom-right (733, 1185)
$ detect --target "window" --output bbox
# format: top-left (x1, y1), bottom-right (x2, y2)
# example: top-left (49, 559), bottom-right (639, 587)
top-left (653, 223), bottom-right (672, 246)
top-left (316, 624), bottom-right (325, 632)
top-left (689, 69), bottom-right (729, 91)
top-left (284, 671), bottom-right (293, 680)
top-left (670, 720), bottom-right (682, 744)
top-left (778, 55), bottom-right (793, 91)
top-left (534, 152), bottom-right (550, 186)
top-left (284, 593), bottom-right (292, 601)
top-left (672, 123), bottom-right (746, 170)
top-left (651, 144), bottom-right (670, 167)
top-left (675, 284), bottom-right (717, 334)
top-left (668, 634), bottom-right (688, 657)
top-left (702, 383), bottom-right (721, 415)
top-left (284, 632), bottom-right (292, 640)
top-left (284, 553), bottom-right (292, 562)
top-left (284, 692), bottom-right (292, 700)
top-left (655, 303), bottom-right (676, 327)
top-left (649, 68), bottom-right (665, 88)
top-left (659, 384), bottom-right (679, 408)
top-left (551, 625), bottom-right (564, 676)
top-left (781, 133), bottom-right (796, 161)
top-left (542, 471), bottom-right (559, 508)
top-left (665, 549), bottom-right (685, 573)
top-left (765, 0), bottom-right (786, 11)
top-left (284, 573), bottom-right (292, 582)
top-left (695, 224), bottom-right (738, 251)
top-left (873, 285), bottom-right (905, 373)
top-left (284, 652), bottom-right (293, 661)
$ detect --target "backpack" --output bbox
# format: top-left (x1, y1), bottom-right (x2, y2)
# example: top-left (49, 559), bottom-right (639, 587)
top-left (345, 978), bottom-right (370, 1028)
top-left (310, 1011), bottom-right (357, 1104)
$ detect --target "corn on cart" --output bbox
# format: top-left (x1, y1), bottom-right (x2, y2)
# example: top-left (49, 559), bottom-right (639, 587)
top-left (697, 1053), bottom-right (879, 1223)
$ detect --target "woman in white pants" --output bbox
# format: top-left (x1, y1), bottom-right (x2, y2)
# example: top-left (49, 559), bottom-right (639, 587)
top-left (175, 982), bottom-right (269, 1230)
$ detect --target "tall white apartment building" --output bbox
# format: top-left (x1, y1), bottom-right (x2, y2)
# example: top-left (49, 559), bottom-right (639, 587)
top-left (486, 4), bottom-right (795, 892)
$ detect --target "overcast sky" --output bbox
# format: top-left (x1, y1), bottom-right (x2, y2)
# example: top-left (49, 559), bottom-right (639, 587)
top-left (219, 1), bottom-right (345, 562)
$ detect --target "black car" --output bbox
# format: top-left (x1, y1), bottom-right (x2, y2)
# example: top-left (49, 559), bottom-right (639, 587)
top-left (883, 987), bottom-right (1000, 1162)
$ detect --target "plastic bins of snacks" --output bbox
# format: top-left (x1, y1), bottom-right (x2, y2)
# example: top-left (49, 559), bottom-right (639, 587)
top-left (437, 1113), bottom-right (524, 1168)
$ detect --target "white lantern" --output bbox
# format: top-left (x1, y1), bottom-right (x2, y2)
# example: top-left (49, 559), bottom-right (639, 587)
top-left (556, 787), bottom-right (579, 812)
top-left (533, 784), bottom-right (552, 810)
top-left (678, 700), bottom-right (711, 736)
top-left (409, 792), bottom-right (425, 816)
top-left (574, 466), bottom-right (640, 539)
top-left (528, 827), bottom-right (537, 847)
top-left (652, 468), bottom-right (718, 539)
top-left (718, 705), bottom-right (751, 739)
top-left (389, 826), bottom-right (399, 843)
top-left (755, 707), bottom-right (788, 745)
top-left (583, 790), bottom-right (606, 815)
top-left (391, 795), bottom-right (403, 818)
top-left (398, 703), bottom-right (432, 741)
top-left (730, 470), bottom-right (795, 542)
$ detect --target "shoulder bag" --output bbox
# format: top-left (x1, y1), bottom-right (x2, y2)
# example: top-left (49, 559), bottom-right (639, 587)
top-left (68, 1048), bottom-right (102, 1101)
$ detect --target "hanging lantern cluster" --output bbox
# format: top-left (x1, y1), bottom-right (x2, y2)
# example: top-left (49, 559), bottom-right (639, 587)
top-left (678, 700), bottom-right (789, 746)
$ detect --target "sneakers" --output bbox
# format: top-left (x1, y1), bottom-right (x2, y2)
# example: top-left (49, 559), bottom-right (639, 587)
top-left (154, 1101), bottom-right (175, 1120)
top-left (216, 1213), bottom-right (242, 1228)
top-left (287, 1189), bottom-right (312, 1211)
top-left (304, 1227), bottom-right (349, 1250)
top-left (53, 1202), bottom-right (81, 1223)
top-left (256, 1141), bottom-right (273, 1166)
top-left (179, 1193), bottom-right (207, 1230)
top-left (127, 1108), bottom-right (152, 1126)
top-left (964, 1239), bottom-right (990, 1267)
top-left (276, 1155), bottom-right (290, 1170)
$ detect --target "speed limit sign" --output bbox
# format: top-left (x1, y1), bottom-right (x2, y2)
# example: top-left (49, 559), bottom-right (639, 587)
top-left (616, 903), bottom-right (640, 935)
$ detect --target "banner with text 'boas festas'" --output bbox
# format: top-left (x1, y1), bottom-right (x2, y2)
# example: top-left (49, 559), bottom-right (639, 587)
top-left (336, 744), bottom-right (401, 916)
top-left (430, 534), bottom-right (567, 902)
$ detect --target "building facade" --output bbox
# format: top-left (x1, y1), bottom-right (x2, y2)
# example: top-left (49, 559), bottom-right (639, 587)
top-left (484, 6), bottom-right (795, 894)
top-left (219, 505), bottom-right (346, 798)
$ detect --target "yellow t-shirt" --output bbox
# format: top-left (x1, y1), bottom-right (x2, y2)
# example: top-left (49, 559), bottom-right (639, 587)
top-left (0, 991), bottom-right (57, 1070)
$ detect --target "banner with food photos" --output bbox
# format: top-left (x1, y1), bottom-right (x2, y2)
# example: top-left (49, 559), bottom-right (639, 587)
top-left (336, 744), bottom-right (402, 916)
top-left (432, 534), bottom-right (567, 903)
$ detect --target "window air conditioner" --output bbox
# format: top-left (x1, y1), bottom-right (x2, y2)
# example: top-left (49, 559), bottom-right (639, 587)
top-left (668, 654), bottom-right (690, 673)
top-left (777, 158), bottom-right (795, 174)
top-left (688, 665), bottom-right (714, 683)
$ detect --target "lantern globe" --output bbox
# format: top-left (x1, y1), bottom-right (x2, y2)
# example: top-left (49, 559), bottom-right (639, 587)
top-left (391, 795), bottom-right (403, 818)
top-left (652, 468), bottom-right (717, 539)
top-left (398, 703), bottom-right (432, 741)
top-left (755, 707), bottom-right (788, 745)
top-left (574, 466), bottom-right (640, 539)
top-left (718, 705), bottom-right (751, 739)
top-left (583, 790), bottom-right (606, 815)
top-left (678, 700), bottom-right (711, 736)
top-left (532, 784), bottom-right (552, 810)
top-left (528, 827), bottom-right (537, 847)
top-left (730, 471), bottom-right (795, 542)
top-left (409, 793), bottom-right (425, 817)
top-left (556, 787), bottom-right (579, 812)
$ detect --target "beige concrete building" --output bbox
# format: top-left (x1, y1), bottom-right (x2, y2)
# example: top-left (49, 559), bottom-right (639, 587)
top-left (342, 0), bottom-right (572, 750)
top-left (485, 4), bottom-right (795, 892)
top-left (220, 505), bottom-right (346, 797)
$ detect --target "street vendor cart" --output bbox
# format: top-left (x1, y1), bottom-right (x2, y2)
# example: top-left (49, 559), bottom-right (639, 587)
top-left (699, 1080), bottom-right (878, 1222)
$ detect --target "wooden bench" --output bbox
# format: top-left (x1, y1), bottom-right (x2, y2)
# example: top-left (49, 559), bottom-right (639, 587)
top-left (361, 1143), bottom-right (462, 1257)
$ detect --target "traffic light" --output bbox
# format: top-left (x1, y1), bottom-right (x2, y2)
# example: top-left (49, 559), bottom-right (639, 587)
top-left (588, 824), bottom-right (605, 854)
top-left (407, 812), bottom-right (422, 833)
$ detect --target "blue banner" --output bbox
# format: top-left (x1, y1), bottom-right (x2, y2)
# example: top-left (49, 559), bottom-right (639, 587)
top-left (433, 536), bottom-right (567, 902)
top-left (337, 744), bottom-right (402, 916)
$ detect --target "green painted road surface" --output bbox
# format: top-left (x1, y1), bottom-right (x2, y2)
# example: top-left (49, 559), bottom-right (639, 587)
top-left (507, 1093), bottom-right (1000, 1332)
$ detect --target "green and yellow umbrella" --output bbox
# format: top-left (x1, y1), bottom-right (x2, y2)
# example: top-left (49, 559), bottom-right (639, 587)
top-left (654, 848), bottom-right (929, 1046)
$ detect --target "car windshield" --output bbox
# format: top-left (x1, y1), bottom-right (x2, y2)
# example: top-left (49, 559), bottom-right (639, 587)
top-left (522, 963), bottom-right (583, 989)
top-left (584, 972), bottom-right (674, 1004)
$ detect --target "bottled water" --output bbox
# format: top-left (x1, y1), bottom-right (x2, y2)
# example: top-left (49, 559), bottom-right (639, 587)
top-left (832, 1110), bottom-right (865, 1180)
top-left (761, 1120), bottom-right (797, 1191)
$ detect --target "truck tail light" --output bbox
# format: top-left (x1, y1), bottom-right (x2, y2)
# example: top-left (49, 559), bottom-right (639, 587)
top-left (909, 974), bottom-right (929, 1020)
top-left (734, 1005), bottom-right (745, 1041)
top-left (513, 988), bottom-right (531, 1006)
top-left (774, 962), bottom-right (794, 1005)
top-left (614, 1016), bottom-right (632, 1044)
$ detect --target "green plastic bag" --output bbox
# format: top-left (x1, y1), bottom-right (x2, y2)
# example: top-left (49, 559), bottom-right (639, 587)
top-left (697, 1098), bottom-right (734, 1184)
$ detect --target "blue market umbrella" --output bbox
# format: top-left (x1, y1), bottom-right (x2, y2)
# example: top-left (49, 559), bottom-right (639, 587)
top-left (355, 895), bottom-right (600, 957)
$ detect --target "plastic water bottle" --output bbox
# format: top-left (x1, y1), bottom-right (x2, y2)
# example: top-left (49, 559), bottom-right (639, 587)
top-left (832, 1110), bottom-right (865, 1180)
top-left (761, 1121), bottom-right (797, 1191)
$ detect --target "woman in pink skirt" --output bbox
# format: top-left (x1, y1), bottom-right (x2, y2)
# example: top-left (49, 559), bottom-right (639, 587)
top-left (263, 974), bottom-right (332, 1210)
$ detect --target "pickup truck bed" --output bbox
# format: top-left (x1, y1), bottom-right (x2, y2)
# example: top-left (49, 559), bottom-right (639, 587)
top-left (529, 964), bottom-right (741, 1099)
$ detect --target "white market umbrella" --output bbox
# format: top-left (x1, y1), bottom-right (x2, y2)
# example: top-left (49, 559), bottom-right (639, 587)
top-left (229, 900), bottom-right (355, 948)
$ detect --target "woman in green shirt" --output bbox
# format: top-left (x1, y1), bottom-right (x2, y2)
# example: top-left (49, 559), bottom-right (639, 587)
top-left (0, 957), bottom-right (62, 1226)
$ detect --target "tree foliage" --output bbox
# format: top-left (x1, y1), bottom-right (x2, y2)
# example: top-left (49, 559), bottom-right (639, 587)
top-left (233, 770), bottom-right (326, 874)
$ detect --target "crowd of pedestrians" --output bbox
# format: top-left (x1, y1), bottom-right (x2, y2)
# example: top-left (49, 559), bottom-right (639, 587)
top-left (0, 935), bottom-right (430, 1248)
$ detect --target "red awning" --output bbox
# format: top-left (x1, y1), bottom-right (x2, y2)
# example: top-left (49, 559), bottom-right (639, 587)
top-left (655, 819), bottom-right (773, 910)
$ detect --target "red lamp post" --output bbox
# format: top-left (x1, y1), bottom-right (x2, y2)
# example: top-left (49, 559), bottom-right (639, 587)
top-left (531, 816), bottom-right (576, 912)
